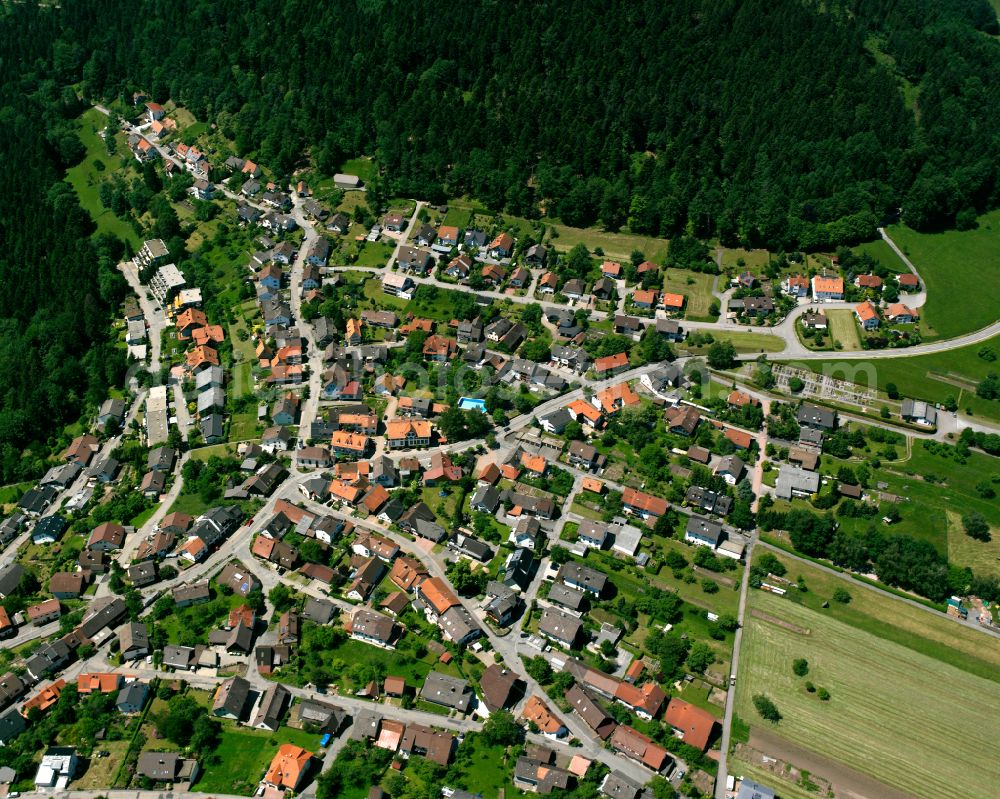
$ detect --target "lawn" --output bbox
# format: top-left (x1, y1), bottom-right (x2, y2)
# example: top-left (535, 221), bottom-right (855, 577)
top-left (362, 277), bottom-right (409, 311)
top-left (195, 726), bottom-right (319, 795)
top-left (795, 333), bottom-right (1000, 422)
top-left (72, 740), bottom-right (131, 789)
top-left (544, 222), bottom-right (670, 263)
top-left (717, 247), bottom-right (772, 271)
top-left (353, 241), bottom-right (394, 267)
top-left (229, 409), bottom-right (261, 442)
top-left (684, 331), bottom-right (785, 356)
top-left (405, 284), bottom-right (472, 322)
top-left (852, 238), bottom-right (908, 275)
top-left (0, 481), bottom-right (32, 512)
top-left (735, 588), bottom-right (1000, 799)
top-left (662, 269), bottom-right (718, 321)
top-left (752, 550), bottom-right (1000, 682)
top-left (421, 485), bottom-right (459, 522)
top-left (825, 309), bottom-right (862, 350)
top-left (337, 157), bottom-right (377, 183)
top-left (65, 108), bottom-right (142, 247)
top-left (448, 735), bottom-right (528, 798)
top-left (885, 209), bottom-right (1000, 340)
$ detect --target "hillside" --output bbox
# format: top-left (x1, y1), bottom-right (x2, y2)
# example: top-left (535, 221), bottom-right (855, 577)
top-left (34, 0), bottom-right (1000, 247)
top-left (1, 0), bottom-right (1000, 472)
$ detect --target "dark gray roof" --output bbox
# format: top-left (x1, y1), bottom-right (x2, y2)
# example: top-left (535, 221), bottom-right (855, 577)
top-left (684, 515), bottom-right (723, 545)
top-left (420, 672), bottom-right (472, 712)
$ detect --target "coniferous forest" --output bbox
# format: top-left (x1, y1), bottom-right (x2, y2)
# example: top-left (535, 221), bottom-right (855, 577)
top-left (1, 0), bottom-right (1000, 478)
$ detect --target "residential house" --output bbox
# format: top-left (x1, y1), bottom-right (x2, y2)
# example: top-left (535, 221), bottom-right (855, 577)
top-left (663, 698), bottom-right (717, 751)
top-left (666, 404), bottom-right (701, 436)
top-left (212, 677), bottom-right (252, 720)
top-left (684, 516), bottom-right (723, 548)
top-left (385, 419), bottom-right (432, 449)
top-left (774, 465), bottom-right (821, 500)
top-left (347, 608), bottom-right (398, 648)
top-left (593, 382), bottom-right (640, 415)
top-left (509, 265), bottom-right (531, 288)
top-left (397, 246), bottom-right (433, 274)
top-left (557, 562), bottom-right (607, 597)
top-left (811, 275), bottom-right (844, 301)
top-left (33, 515), bottom-right (68, 544)
top-left (609, 725), bottom-right (672, 772)
top-left (593, 278), bottom-right (616, 300)
top-left (263, 745), bottom-right (313, 792)
top-left (562, 278), bottom-right (586, 299)
top-left (480, 665), bottom-right (524, 712)
top-left (855, 300), bottom-right (881, 330)
top-left (613, 315), bottom-right (642, 339)
top-left (521, 695), bottom-right (567, 739)
top-left (539, 608), bottom-right (583, 648)
top-left (420, 672), bottom-right (473, 714)
top-left (622, 488), bottom-right (669, 520)
top-left (538, 271), bottom-right (559, 293)
top-left (488, 232), bottom-right (515, 259)
top-left (886, 303), bottom-right (918, 324)
top-left (782, 275), bottom-right (810, 297)
top-left (796, 404), bottom-right (837, 430)
top-left (715, 455), bottom-right (746, 485)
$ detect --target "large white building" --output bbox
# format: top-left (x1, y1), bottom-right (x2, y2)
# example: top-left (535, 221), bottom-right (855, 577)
top-left (35, 747), bottom-right (78, 790)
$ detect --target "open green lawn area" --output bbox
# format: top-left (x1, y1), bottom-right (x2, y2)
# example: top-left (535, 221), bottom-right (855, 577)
top-left (661, 269), bottom-right (718, 321)
top-left (678, 677), bottom-right (725, 719)
top-left (361, 276), bottom-right (409, 311)
top-left (825, 309), bottom-right (862, 350)
top-left (232, 361), bottom-right (254, 397)
top-left (794, 333), bottom-right (1000, 423)
top-left (65, 108), bottom-right (142, 247)
top-left (684, 331), bottom-right (785, 356)
top-left (852, 238), bottom-right (908, 275)
top-left (337, 157), bottom-right (377, 183)
top-left (229, 409), bottom-right (260, 442)
top-left (195, 725), bottom-right (319, 795)
top-left (717, 246), bottom-right (772, 271)
top-left (405, 284), bottom-right (474, 321)
top-left (352, 241), bottom-right (393, 267)
top-left (448, 735), bottom-right (528, 798)
top-left (735, 584), bottom-right (1000, 799)
top-left (886, 209), bottom-right (1000, 340)
top-left (441, 198), bottom-right (490, 228)
top-left (0, 481), bottom-right (32, 512)
top-left (580, 548), bottom-right (737, 663)
top-left (422, 485), bottom-right (459, 522)
top-left (544, 222), bottom-right (670, 263)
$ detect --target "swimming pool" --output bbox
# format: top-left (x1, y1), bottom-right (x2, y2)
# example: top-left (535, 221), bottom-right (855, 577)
top-left (458, 397), bottom-right (487, 413)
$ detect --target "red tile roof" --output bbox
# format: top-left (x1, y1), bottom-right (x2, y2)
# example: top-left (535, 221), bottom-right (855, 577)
top-left (663, 698), bottom-right (717, 751)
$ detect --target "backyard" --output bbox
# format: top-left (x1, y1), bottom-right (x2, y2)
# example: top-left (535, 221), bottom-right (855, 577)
top-left (195, 724), bottom-right (320, 795)
top-left (825, 310), bottom-right (861, 350)
top-left (661, 269), bottom-right (718, 321)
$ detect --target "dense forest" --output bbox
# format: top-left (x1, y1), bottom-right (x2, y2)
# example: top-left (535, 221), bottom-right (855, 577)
top-left (1, 0), bottom-right (999, 480)
top-left (54, 0), bottom-right (1000, 246)
top-left (0, 7), bottom-right (128, 484)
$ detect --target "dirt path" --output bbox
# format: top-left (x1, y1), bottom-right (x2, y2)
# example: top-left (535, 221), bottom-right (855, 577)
top-left (749, 726), bottom-right (921, 799)
top-left (749, 609), bottom-right (810, 635)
